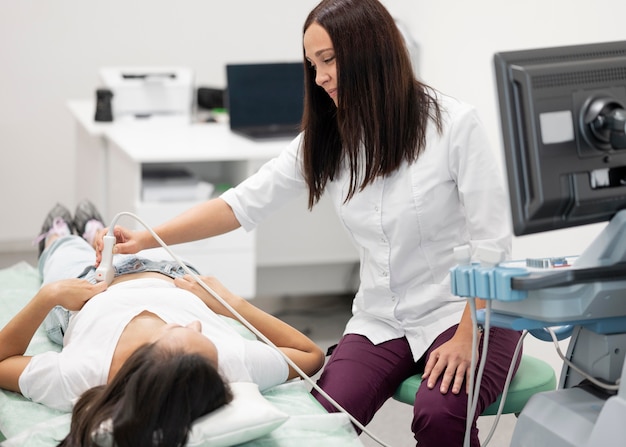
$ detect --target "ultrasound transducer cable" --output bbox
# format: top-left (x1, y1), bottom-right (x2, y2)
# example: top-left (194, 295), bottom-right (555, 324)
top-left (97, 212), bottom-right (394, 447)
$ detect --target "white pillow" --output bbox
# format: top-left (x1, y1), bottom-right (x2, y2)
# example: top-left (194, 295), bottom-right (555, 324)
top-left (185, 381), bottom-right (289, 446)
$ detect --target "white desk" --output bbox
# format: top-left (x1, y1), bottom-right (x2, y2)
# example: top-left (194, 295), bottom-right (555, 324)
top-left (68, 100), bottom-right (359, 298)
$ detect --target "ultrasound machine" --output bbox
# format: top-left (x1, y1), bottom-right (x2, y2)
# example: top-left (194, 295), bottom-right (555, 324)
top-left (451, 40), bottom-right (626, 446)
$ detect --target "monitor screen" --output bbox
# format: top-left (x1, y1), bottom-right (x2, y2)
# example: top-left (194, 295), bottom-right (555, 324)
top-left (226, 62), bottom-right (304, 129)
top-left (494, 40), bottom-right (626, 236)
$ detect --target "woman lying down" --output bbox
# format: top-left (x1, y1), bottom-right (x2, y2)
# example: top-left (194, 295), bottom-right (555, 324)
top-left (0, 202), bottom-right (325, 447)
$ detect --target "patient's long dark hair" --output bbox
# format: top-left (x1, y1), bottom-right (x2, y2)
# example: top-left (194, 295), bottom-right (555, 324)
top-left (57, 342), bottom-right (232, 447)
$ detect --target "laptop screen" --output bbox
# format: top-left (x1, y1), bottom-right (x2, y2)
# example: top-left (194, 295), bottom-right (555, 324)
top-left (226, 62), bottom-right (304, 136)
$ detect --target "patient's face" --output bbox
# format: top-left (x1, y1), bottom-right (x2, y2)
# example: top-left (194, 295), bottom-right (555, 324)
top-left (152, 320), bottom-right (218, 366)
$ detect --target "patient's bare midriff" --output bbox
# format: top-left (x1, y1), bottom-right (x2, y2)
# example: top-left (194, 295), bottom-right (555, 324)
top-left (110, 271), bottom-right (176, 286)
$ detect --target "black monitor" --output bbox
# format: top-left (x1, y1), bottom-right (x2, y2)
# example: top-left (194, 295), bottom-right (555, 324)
top-left (225, 62), bottom-right (304, 139)
top-left (494, 40), bottom-right (626, 236)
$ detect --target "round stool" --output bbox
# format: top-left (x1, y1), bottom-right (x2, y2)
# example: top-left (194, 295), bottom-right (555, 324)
top-left (393, 355), bottom-right (557, 415)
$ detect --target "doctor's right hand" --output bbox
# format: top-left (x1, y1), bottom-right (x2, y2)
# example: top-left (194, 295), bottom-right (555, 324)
top-left (94, 226), bottom-right (145, 266)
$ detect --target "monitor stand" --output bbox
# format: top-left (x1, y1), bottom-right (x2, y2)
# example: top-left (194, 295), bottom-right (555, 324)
top-left (506, 210), bottom-right (626, 446)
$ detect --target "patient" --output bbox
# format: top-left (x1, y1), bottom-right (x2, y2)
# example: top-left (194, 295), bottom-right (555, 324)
top-left (0, 200), bottom-right (325, 447)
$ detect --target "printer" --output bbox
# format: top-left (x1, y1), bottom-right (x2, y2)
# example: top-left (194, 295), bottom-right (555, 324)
top-left (99, 67), bottom-right (194, 119)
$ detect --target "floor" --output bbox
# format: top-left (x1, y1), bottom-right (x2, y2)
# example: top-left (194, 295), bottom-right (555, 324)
top-left (0, 249), bottom-right (517, 447)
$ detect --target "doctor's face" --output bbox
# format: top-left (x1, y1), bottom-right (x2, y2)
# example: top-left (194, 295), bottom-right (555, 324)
top-left (304, 22), bottom-right (338, 106)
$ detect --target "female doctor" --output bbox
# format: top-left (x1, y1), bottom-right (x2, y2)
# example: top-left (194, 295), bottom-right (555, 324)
top-left (95, 0), bottom-right (522, 445)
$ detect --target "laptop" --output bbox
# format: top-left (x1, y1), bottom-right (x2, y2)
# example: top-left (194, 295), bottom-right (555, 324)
top-left (226, 62), bottom-right (304, 140)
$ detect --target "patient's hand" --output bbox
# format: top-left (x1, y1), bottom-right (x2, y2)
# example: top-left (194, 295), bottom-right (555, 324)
top-left (174, 275), bottom-right (243, 318)
top-left (41, 279), bottom-right (107, 311)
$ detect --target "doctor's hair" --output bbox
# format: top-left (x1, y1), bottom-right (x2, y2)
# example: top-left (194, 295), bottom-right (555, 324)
top-left (57, 342), bottom-right (232, 447)
top-left (301, 0), bottom-right (442, 208)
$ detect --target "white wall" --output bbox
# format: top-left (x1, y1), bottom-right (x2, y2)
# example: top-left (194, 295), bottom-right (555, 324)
top-left (1, 0), bottom-right (625, 260)
top-left (407, 0), bottom-right (626, 260)
top-left (0, 0), bottom-right (321, 248)
top-left (0, 0), bottom-right (415, 249)
top-left (1, 0), bottom-right (624, 393)
top-left (0, 0), bottom-right (406, 246)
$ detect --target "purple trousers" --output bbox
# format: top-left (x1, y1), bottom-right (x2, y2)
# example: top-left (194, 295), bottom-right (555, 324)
top-left (312, 326), bottom-right (522, 446)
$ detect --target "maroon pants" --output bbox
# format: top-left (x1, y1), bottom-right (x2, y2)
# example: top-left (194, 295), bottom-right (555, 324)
top-left (312, 326), bottom-right (522, 447)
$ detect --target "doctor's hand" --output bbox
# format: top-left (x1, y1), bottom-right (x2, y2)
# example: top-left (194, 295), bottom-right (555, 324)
top-left (421, 331), bottom-right (477, 395)
top-left (94, 226), bottom-right (145, 266)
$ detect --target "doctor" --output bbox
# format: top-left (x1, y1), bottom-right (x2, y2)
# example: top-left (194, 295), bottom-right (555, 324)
top-left (96, 0), bottom-right (522, 445)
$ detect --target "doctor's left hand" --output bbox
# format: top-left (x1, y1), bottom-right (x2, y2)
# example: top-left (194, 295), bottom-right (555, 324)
top-left (421, 332), bottom-right (477, 395)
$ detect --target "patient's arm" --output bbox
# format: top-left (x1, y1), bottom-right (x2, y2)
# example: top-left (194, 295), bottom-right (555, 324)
top-left (174, 275), bottom-right (325, 380)
top-left (0, 279), bottom-right (106, 392)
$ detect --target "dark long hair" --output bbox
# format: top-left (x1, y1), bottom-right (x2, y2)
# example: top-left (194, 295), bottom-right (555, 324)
top-left (301, 0), bottom-right (443, 208)
top-left (57, 343), bottom-right (232, 447)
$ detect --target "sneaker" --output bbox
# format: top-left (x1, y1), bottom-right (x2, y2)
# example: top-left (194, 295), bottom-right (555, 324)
top-left (74, 199), bottom-right (105, 246)
top-left (34, 203), bottom-right (73, 257)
